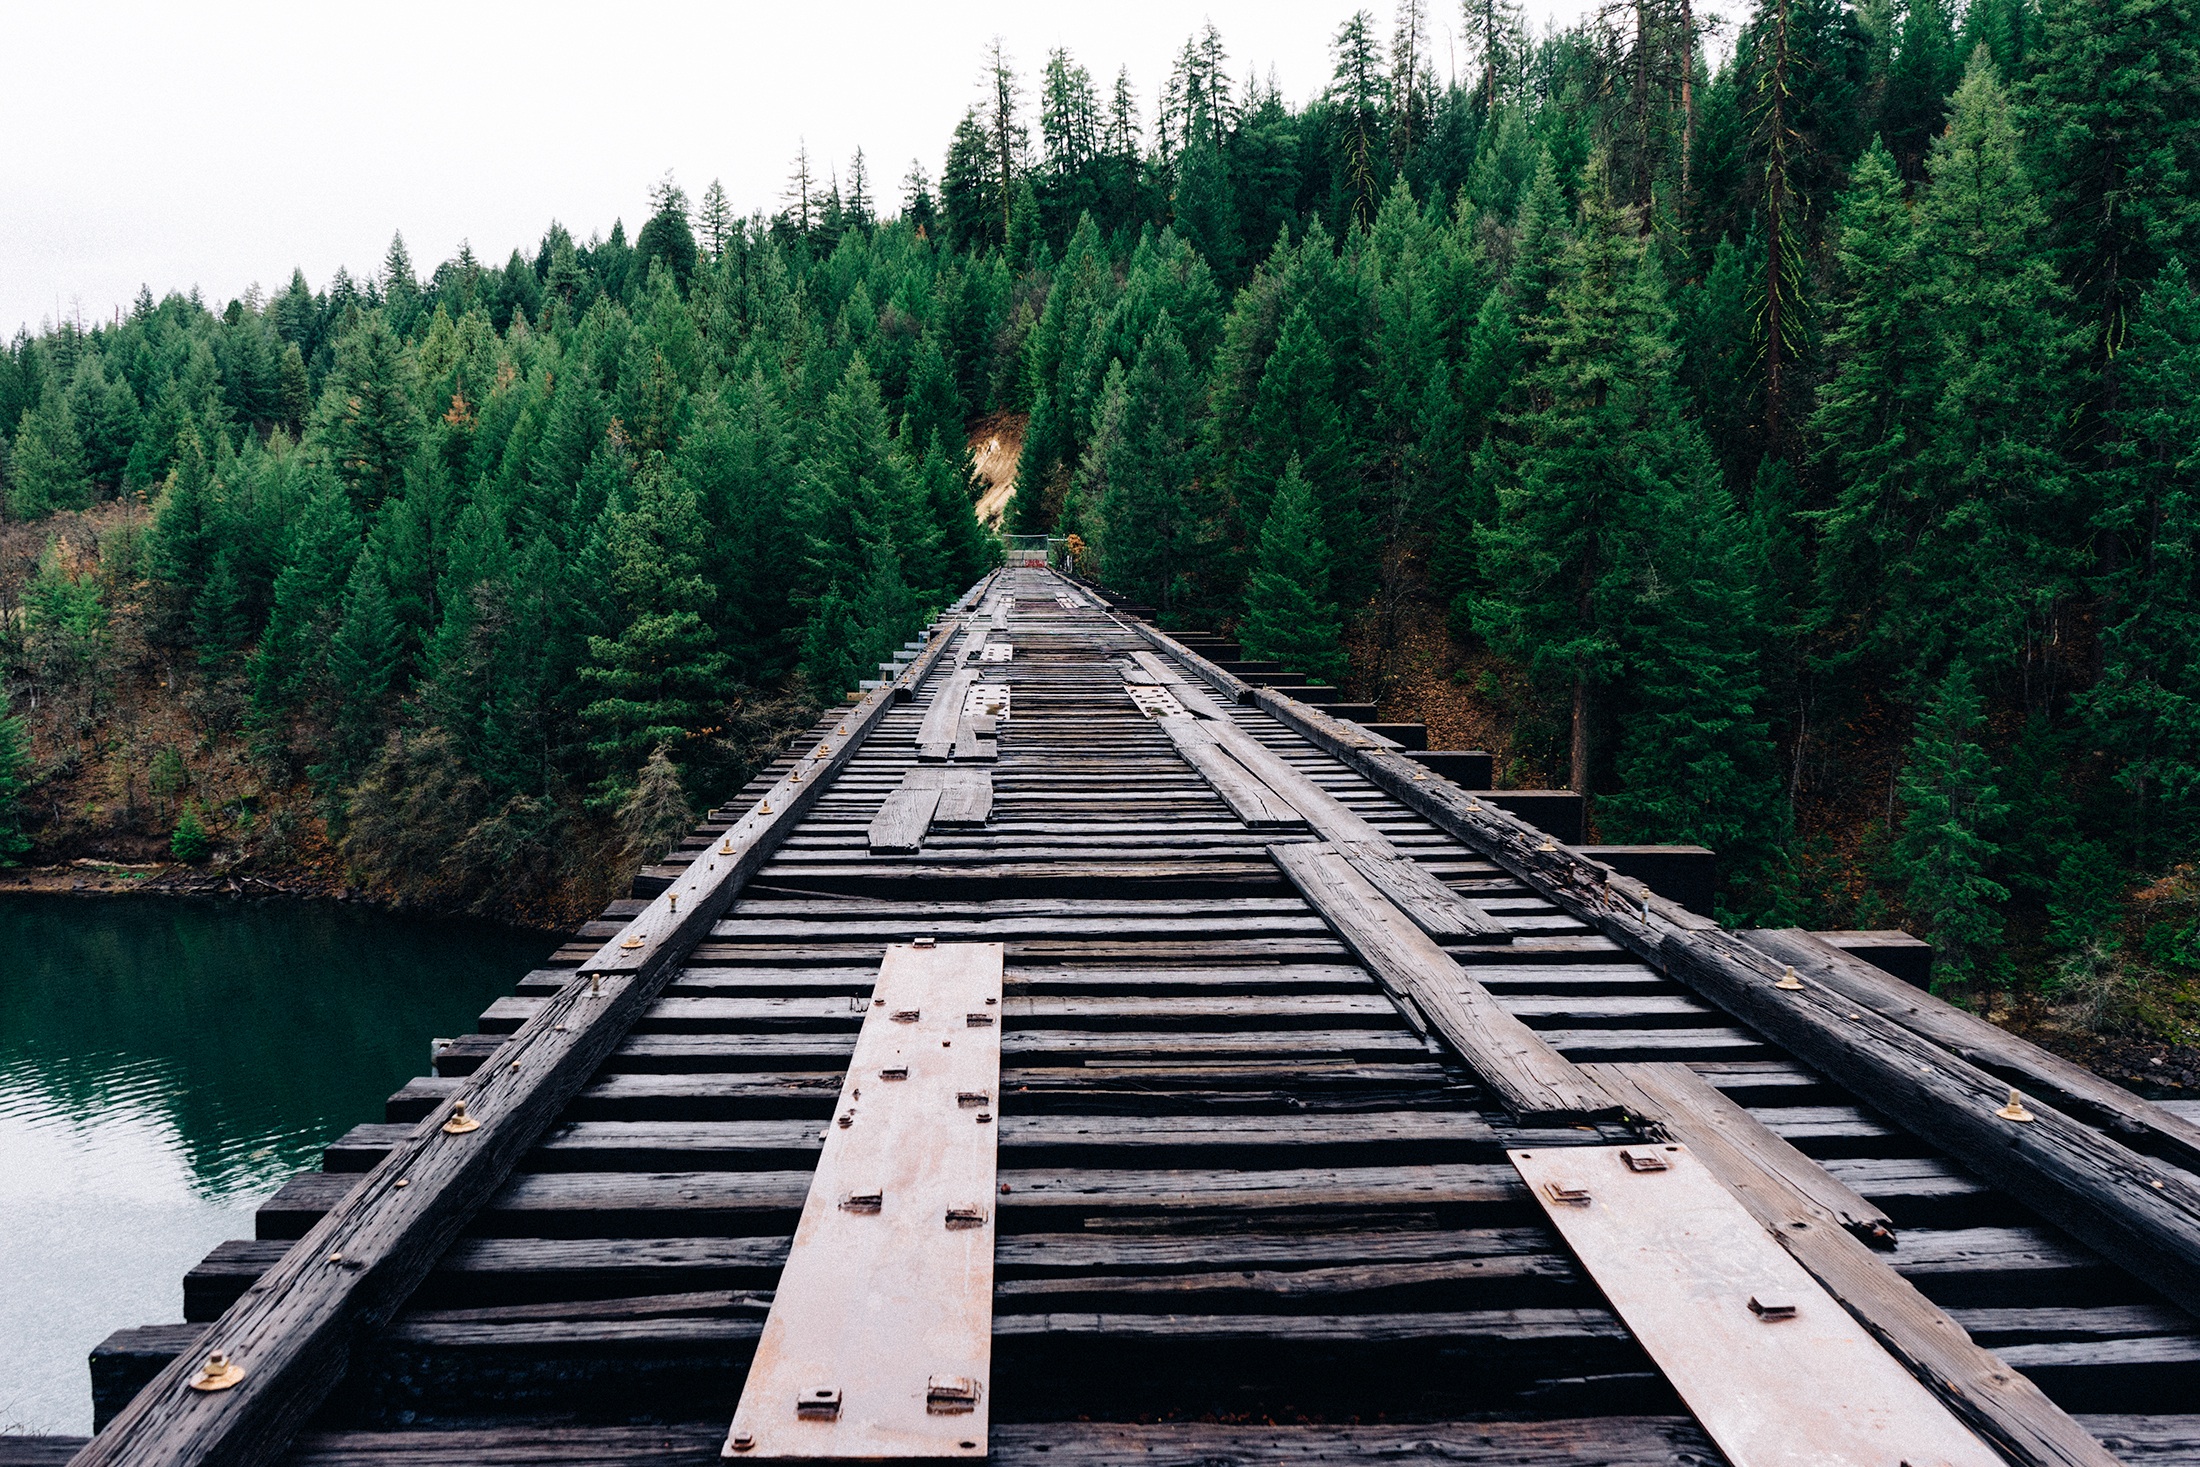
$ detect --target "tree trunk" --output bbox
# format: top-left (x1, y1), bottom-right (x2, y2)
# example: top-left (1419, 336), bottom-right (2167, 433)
top-left (1570, 673), bottom-right (1591, 794)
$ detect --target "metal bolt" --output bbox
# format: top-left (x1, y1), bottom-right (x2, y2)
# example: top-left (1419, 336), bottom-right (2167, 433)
top-left (1774, 966), bottom-right (1804, 991)
top-left (731, 1434), bottom-right (755, 1452)
top-left (1995, 1089), bottom-right (2036, 1123)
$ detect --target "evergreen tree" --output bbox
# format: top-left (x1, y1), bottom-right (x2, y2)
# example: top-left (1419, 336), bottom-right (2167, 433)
top-left (315, 313), bottom-right (422, 513)
top-left (1471, 188), bottom-right (1699, 793)
top-left (326, 557), bottom-right (404, 782)
top-left (2017, 0), bottom-right (2200, 360)
top-left (1240, 456), bottom-right (1348, 683)
top-left (2085, 260), bottom-right (2200, 859)
top-left (9, 387), bottom-right (93, 518)
top-left (1093, 313), bottom-right (1214, 619)
top-left (191, 552), bottom-right (252, 676)
top-left (580, 461), bottom-right (729, 775)
top-left (635, 176), bottom-right (700, 287)
top-left (1239, 303), bottom-right (1354, 569)
top-left (0, 695), bottom-right (31, 865)
top-left (1892, 663), bottom-right (2010, 991)
top-left (145, 423), bottom-right (220, 637)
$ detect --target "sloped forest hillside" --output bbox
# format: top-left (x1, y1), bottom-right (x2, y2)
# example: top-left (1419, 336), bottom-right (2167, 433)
top-left (1, 0), bottom-right (2197, 1059)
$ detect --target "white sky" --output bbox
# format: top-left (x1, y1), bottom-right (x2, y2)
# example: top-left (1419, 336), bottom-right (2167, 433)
top-left (1, 0), bottom-right (1603, 339)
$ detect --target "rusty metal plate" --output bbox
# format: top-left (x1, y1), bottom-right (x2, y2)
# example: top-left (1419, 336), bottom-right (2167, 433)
top-left (1126, 683), bottom-right (1186, 718)
top-left (1510, 1144), bottom-right (2002, 1467)
top-left (726, 942), bottom-right (1005, 1460)
top-left (963, 683), bottom-right (1012, 721)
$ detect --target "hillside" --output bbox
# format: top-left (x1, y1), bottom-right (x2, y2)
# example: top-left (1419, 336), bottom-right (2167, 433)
top-left (0, 2), bottom-right (2196, 1075)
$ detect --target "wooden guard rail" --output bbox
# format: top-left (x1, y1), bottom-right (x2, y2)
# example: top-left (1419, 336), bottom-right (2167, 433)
top-left (1120, 605), bottom-right (2200, 1325)
top-left (67, 577), bottom-right (997, 1467)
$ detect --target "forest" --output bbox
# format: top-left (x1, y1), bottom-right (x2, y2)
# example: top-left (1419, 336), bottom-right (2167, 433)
top-left (0, 0), bottom-right (2195, 1046)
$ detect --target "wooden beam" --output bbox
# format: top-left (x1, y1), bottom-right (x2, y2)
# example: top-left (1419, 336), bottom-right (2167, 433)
top-left (1656, 926), bottom-right (2200, 1319)
top-left (924, 769), bottom-right (993, 828)
top-left (66, 617), bottom-right (972, 1467)
top-left (1586, 1063), bottom-right (2122, 1467)
top-left (916, 672), bottom-right (978, 763)
top-left (1149, 624), bottom-right (2200, 1320)
top-left (1334, 841), bottom-right (1509, 945)
top-left (866, 786), bottom-right (941, 857)
top-left (1153, 715), bottom-right (1306, 830)
top-left (1269, 841), bottom-right (1617, 1123)
top-left (1584, 1063), bottom-right (1891, 1242)
top-left (1745, 929), bottom-right (2200, 1176)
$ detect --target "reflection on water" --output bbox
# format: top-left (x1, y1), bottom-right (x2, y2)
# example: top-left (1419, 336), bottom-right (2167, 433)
top-left (0, 895), bottom-right (549, 1436)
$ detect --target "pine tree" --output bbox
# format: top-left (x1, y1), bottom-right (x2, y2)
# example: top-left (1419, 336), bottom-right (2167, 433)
top-left (1599, 445), bottom-right (1788, 915)
top-left (635, 175), bottom-right (700, 288)
top-left (9, 387), bottom-right (93, 518)
top-left (0, 694), bottom-right (32, 865)
top-left (697, 180), bottom-right (737, 259)
top-left (191, 552), bottom-right (252, 676)
top-left (796, 358), bottom-right (921, 694)
top-left (1893, 663), bottom-right (2011, 991)
top-left (145, 422), bottom-right (220, 639)
top-left (2085, 260), bottom-right (2200, 859)
top-left (1240, 457), bottom-right (1348, 683)
top-left (315, 312), bottom-right (423, 513)
top-left (1093, 313), bottom-right (1214, 619)
top-left (250, 475), bottom-right (362, 736)
top-left (2017, 0), bottom-right (2200, 361)
top-left (326, 556), bottom-right (404, 782)
top-left (1240, 303), bottom-right (1354, 569)
top-left (1811, 140), bottom-right (1934, 670)
top-left (1907, 54), bottom-right (2077, 686)
top-left (1470, 188), bottom-right (1697, 793)
top-left (382, 233), bottom-right (424, 337)
top-left (580, 460), bottom-right (729, 776)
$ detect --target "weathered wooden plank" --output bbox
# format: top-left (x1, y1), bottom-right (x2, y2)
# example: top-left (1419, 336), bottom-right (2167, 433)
top-left (1216, 645), bottom-right (2200, 1319)
top-left (1512, 1144), bottom-right (2005, 1467)
top-left (916, 671), bottom-right (978, 762)
top-left (1334, 839), bottom-right (1510, 944)
top-left (1270, 842), bottom-right (1618, 1124)
top-left (925, 769), bottom-right (993, 828)
top-left (865, 786), bottom-right (941, 856)
top-left (1154, 715), bottom-right (1306, 829)
top-left (1655, 925), bottom-right (2200, 1319)
top-left (65, 615), bottom-right (976, 1467)
top-left (1746, 928), bottom-right (2200, 1176)
top-left (1204, 723), bottom-right (1392, 846)
top-left (1585, 1064), bottom-right (1892, 1240)
top-left (1587, 1064), bottom-right (2121, 1467)
top-left (726, 942), bottom-right (1004, 1459)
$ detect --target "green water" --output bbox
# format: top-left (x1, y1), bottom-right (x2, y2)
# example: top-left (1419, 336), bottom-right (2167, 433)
top-left (0, 895), bottom-right (550, 1436)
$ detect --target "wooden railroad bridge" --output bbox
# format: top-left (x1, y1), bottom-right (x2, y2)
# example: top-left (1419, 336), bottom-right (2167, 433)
top-left (21, 565), bottom-right (2200, 1467)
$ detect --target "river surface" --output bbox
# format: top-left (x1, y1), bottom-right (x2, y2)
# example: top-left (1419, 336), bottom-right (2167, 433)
top-left (0, 895), bottom-right (550, 1436)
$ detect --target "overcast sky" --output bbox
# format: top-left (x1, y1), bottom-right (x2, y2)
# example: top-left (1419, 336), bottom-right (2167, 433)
top-left (1, 0), bottom-right (1606, 339)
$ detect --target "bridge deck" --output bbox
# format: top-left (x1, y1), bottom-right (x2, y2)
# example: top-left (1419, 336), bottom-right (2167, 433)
top-left (67, 567), bottom-right (2200, 1464)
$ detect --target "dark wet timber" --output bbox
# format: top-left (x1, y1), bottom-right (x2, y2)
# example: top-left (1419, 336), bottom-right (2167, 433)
top-left (29, 567), bottom-right (2200, 1467)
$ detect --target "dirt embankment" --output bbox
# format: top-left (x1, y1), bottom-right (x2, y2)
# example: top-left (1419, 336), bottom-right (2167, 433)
top-left (967, 412), bottom-right (1025, 530)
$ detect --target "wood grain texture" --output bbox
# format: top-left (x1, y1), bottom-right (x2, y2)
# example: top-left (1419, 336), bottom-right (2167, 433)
top-left (1745, 928), bottom-right (2200, 1175)
top-left (1588, 1063), bottom-right (2122, 1467)
top-left (1155, 715), bottom-right (1306, 829)
top-left (1335, 840), bottom-right (1509, 944)
top-left (865, 786), bottom-right (941, 856)
top-left (1270, 841), bottom-right (1617, 1124)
